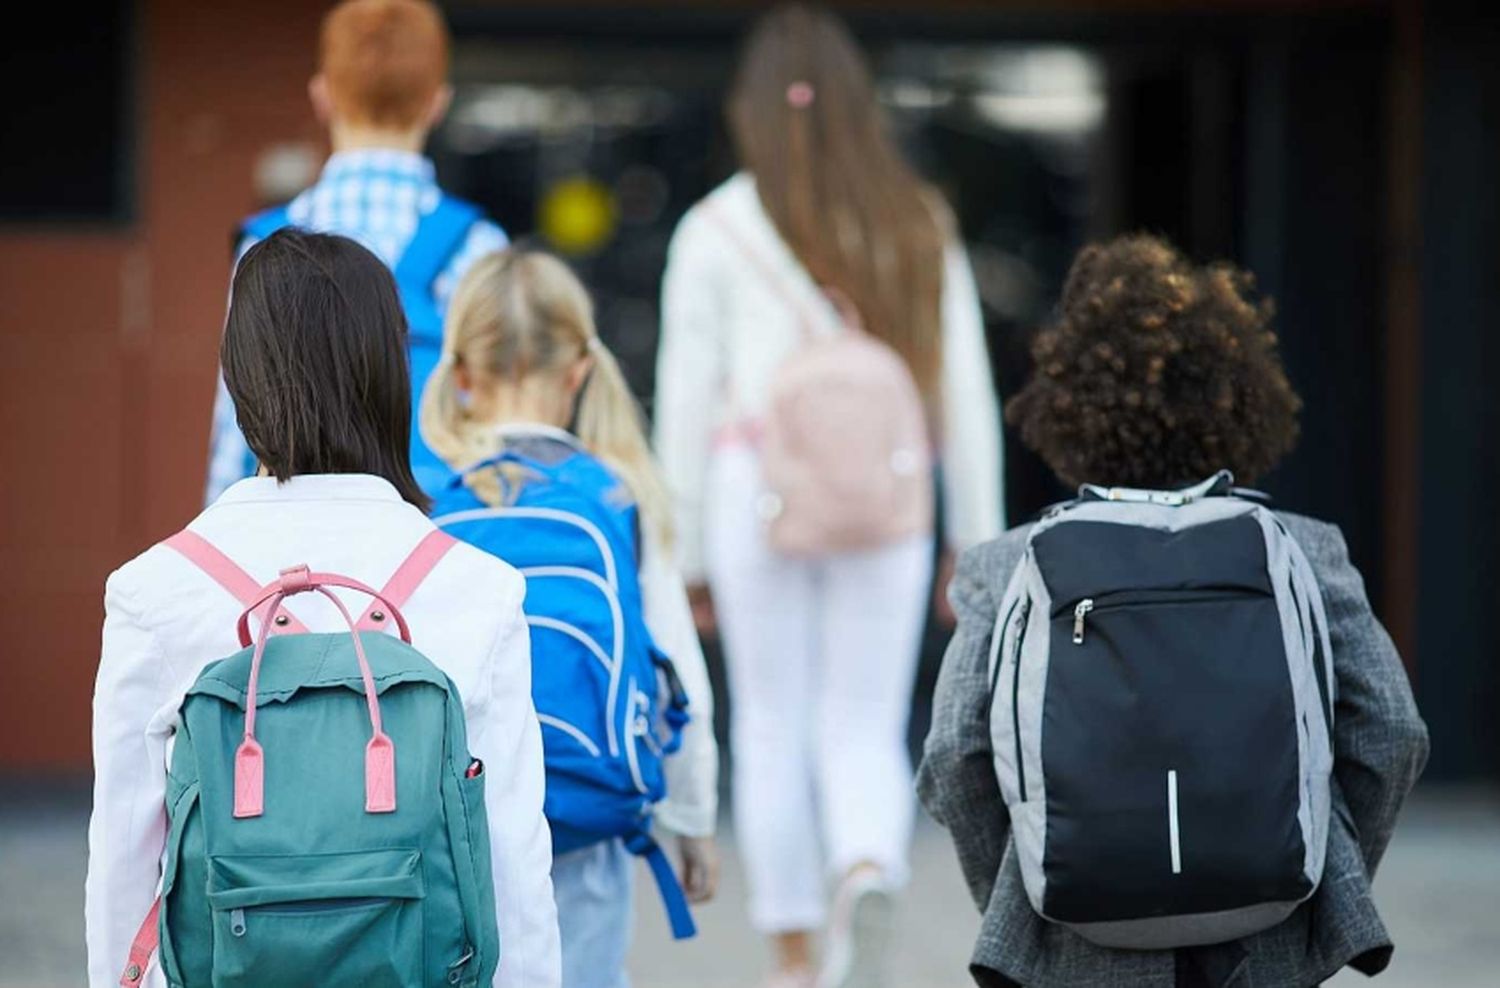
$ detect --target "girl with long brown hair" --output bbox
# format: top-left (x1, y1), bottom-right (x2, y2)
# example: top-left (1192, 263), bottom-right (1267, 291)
top-left (654, 5), bottom-right (1005, 986)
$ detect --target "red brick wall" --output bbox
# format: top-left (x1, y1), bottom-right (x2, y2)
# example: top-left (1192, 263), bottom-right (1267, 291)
top-left (0, 0), bottom-right (327, 770)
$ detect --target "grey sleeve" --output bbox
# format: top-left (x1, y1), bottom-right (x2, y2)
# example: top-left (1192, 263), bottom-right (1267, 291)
top-left (916, 543), bottom-right (1011, 912)
top-left (1304, 521), bottom-right (1430, 874)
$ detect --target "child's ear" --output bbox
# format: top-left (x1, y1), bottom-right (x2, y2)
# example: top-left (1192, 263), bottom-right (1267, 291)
top-left (566, 355), bottom-right (595, 398)
top-left (309, 74), bottom-right (334, 126)
top-left (424, 84), bottom-right (454, 132)
top-left (454, 363), bottom-right (474, 394)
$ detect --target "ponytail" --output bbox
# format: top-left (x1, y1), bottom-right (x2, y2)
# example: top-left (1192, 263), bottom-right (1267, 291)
top-left (575, 340), bottom-right (675, 547)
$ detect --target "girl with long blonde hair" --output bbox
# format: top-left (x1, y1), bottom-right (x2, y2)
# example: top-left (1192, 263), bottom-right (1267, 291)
top-left (422, 250), bottom-right (720, 988)
top-left (654, 5), bottom-right (1006, 986)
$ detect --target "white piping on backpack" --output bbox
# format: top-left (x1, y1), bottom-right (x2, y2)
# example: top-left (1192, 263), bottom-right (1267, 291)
top-left (434, 506), bottom-right (619, 590)
top-left (537, 714), bottom-right (602, 757)
top-left (1168, 769), bottom-right (1183, 875)
top-left (528, 616), bottom-right (612, 673)
top-left (521, 565), bottom-right (625, 757)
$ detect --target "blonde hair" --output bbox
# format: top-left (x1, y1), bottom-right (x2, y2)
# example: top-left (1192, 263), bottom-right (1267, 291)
top-left (421, 250), bottom-right (674, 545)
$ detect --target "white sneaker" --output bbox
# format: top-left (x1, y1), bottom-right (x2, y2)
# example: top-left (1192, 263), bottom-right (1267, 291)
top-left (819, 871), bottom-right (894, 988)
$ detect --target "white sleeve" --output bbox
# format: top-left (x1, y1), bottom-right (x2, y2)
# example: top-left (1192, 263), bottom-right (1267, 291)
top-left (639, 536), bottom-right (719, 838)
top-left (939, 238), bottom-right (1006, 548)
top-left (86, 572), bottom-right (173, 987)
top-left (653, 211), bottom-right (727, 584)
top-left (469, 585), bottom-right (561, 988)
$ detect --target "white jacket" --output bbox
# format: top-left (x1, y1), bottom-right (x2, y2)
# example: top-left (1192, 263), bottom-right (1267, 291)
top-left (85, 474), bottom-right (561, 988)
top-left (654, 173), bottom-right (1006, 582)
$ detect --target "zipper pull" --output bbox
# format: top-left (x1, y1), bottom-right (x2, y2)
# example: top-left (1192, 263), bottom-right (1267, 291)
top-left (229, 908), bottom-right (247, 937)
top-left (1072, 598), bottom-right (1095, 645)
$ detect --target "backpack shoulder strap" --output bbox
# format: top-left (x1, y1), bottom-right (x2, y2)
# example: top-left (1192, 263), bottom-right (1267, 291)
top-left (702, 201), bottom-right (829, 340)
top-left (355, 529), bottom-right (459, 632)
top-left (118, 898), bottom-right (159, 986)
top-left (164, 530), bottom-right (310, 635)
top-left (393, 195), bottom-right (483, 294)
top-left (238, 204), bottom-right (292, 245)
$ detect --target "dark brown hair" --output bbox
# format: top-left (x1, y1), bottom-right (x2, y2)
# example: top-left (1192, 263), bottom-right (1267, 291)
top-left (729, 3), bottom-right (946, 398)
top-left (223, 229), bottom-right (431, 511)
top-left (1007, 234), bottom-right (1302, 489)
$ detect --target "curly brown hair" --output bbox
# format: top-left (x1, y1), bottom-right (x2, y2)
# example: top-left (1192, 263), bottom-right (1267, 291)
top-left (1007, 234), bottom-right (1302, 490)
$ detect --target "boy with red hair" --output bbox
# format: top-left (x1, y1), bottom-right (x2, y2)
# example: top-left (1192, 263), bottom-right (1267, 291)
top-left (207, 0), bottom-right (508, 500)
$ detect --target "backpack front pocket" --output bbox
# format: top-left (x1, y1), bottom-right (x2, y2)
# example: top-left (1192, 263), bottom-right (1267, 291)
top-left (1039, 589), bottom-right (1309, 922)
top-left (207, 848), bottom-right (424, 988)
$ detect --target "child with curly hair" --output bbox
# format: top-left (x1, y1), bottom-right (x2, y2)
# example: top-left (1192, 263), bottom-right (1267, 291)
top-left (917, 234), bottom-right (1427, 988)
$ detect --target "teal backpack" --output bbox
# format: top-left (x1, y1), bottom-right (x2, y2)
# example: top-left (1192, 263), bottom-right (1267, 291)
top-left (119, 529), bottom-right (500, 988)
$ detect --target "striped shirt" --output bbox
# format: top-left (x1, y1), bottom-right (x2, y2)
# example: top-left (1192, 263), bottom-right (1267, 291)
top-left (206, 149), bottom-right (507, 502)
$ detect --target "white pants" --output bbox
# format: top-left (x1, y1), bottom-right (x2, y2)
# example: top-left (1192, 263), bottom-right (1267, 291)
top-left (706, 447), bottom-right (933, 933)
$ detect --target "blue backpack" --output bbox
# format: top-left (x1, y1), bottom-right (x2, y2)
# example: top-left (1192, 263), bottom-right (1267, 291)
top-left (240, 196), bottom-right (482, 495)
top-left (432, 445), bottom-right (698, 939)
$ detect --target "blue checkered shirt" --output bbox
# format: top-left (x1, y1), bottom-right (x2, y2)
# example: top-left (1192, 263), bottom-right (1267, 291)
top-left (206, 149), bottom-right (507, 502)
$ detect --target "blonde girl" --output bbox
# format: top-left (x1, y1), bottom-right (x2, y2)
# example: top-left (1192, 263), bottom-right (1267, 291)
top-left (422, 250), bottom-right (720, 988)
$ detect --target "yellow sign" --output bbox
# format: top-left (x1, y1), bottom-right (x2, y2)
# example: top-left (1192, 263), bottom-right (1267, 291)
top-left (539, 177), bottom-right (618, 255)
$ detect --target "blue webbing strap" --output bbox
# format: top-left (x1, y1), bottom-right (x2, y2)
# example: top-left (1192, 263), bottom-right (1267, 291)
top-left (624, 831), bottom-right (698, 940)
top-left (394, 195), bottom-right (483, 299)
top-left (239, 205), bottom-right (291, 244)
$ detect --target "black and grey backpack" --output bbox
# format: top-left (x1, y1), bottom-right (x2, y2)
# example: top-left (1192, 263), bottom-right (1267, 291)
top-left (988, 471), bottom-right (1334, 949)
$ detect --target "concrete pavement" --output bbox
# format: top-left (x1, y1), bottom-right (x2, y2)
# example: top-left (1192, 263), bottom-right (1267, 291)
top-left (2, 783), bottom-right (1495, 987)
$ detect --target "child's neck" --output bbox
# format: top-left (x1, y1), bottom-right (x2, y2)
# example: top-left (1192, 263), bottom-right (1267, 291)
top-left (473, 391), bottom-right (571, 433)
top-left (330, 121), bottom-right (428, 155)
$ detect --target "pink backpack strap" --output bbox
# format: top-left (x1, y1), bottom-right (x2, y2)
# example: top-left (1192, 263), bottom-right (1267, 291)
top-left (356, 529), bottom-right (459, 633)
top-left (164, 530), bottom-right (310, 636)
top-left (118, 896), bottom-right (159, 985)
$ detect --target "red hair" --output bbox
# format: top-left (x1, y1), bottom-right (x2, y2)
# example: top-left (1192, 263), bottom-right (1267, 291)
top-left (320, 0), bottom-right (449, 130)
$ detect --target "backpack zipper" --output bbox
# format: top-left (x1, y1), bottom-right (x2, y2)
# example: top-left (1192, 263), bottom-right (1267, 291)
top-left (1068, 587), bottom-right (1268, 646)
top-left (624, 679), bottom-right (650, 794)
top-left (1072, 599), bottom-right (1095, 645)
top-left (1010, 600), bottom-right (1031, 802)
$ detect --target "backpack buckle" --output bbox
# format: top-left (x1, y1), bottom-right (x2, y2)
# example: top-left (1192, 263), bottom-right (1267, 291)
top-left (277, 564), bottom-right (313, 594)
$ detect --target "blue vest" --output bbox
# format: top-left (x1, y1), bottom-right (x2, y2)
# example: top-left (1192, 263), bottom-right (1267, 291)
top-left (432, 442), bottom-right (697, 940)
top-left (240, 196), bottom-right (481, 495)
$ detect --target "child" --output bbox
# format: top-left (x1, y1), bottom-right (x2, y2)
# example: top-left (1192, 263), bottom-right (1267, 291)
top-left (916, 234), bottom-right (1429, 988)
top-left (87, 230), bottom-right (560, 988)
top-left (421, 250), bottom-right (720, 988)
top-left (207, 0), bottom-right (508, 501)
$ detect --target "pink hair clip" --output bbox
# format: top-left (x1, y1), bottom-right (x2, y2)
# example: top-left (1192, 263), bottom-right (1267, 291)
top-left (786, 81), bottom-right (815, 109)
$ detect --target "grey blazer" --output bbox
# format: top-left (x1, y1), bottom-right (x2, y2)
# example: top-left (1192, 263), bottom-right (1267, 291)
top-left (916, 513), bottom-right (1429, 988)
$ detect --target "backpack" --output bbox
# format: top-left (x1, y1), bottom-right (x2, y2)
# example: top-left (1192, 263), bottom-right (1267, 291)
top-left (432, 446), bottom-right (698, 940)
top-left (119, 529), bottom-right (500, 988)
top-left (987, 472), bottom-right (1335, 949)
top-left (706, 205), bottom-right (933, 557)
top-left (240, 195), bottom-right (482, 495)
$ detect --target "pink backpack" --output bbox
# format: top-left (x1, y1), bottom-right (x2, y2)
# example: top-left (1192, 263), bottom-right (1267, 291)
top-left (709, 208), bottom-right (933, 556)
